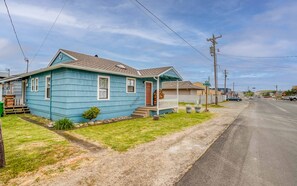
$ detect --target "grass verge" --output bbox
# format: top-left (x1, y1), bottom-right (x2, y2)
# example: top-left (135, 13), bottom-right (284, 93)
top-left (70, 110), bottom-right (213, 152)
top-left (0, 115), bottom-right (80, 184)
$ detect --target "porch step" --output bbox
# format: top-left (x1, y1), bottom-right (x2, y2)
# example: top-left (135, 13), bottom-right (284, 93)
top-left (4, 106), bottom-right (30, 115)
top-left (131, 107), bottom-right (151, 118)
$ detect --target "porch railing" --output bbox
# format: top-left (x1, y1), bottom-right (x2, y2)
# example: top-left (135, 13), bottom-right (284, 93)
top-left (159, 98), bottom-right (178, 109)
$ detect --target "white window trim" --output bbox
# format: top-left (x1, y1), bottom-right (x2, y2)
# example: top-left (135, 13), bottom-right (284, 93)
top-left (31, 78), bottom-right (35, 92)
top-left (126, 77), bottom-right (136, 93)
top-left (45, 75), bottom-right (51, 100)
top-left (35, 78), bottom-right (39, 92)
top-left (144, 81), bottom-right (153, 105)
top-left (97, 75), bottom-right (110, 100)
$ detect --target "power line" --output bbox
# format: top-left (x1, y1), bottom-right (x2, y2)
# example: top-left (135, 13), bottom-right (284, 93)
top-left (219, 53), bottom-right (297, 59)
top-left (134, 0), bottom-right (212, 62)
top-left (32, 0), bottom-right (68, 62)
top-left (4, 0), bottom-right (27, 60)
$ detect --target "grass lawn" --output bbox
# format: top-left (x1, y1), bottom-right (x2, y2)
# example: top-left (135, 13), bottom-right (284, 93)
top-left (178, 102), bottom-right (195, 106)
top-left (202, 104), bottom-right (224, 108)
top-left (0, 115), bottom-right (80, 184)
top-left (70, 110), bottom-right (213, 152)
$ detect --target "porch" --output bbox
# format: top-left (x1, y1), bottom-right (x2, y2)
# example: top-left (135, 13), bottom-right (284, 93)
top-left (1, 78), bottom-right (29, 115)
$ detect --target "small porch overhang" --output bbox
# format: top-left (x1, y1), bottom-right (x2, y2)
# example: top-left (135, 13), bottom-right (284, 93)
top-left (152, 67), bottom-right (183, 116)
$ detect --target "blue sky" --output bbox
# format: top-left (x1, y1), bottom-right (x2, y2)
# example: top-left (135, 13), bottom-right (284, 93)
top-left (0, 0), bottom-right (296, 91)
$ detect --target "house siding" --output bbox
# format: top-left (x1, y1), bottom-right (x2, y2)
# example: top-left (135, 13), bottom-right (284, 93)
top-left (62, 69), bottom-right (157, 122)
top-left (26, 68), bottom-right (158, 123)
top-left (26, 69), bottom-right (69, 121)
top-left (51, 52), bottom-right (74, 66)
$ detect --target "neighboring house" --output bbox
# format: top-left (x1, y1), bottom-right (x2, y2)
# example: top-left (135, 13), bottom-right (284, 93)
top-left (193, 82), bottom-right (224, 95)
top-left (0, 75), bottom-right (23, 103)
top-left (162, 81), bottom-right (204, 95)
top-left (1, 49), bottom-right (182, 122)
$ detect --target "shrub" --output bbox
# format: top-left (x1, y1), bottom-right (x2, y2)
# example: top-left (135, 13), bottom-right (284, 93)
top-left (54, 118), bottom-right (74, 130)
top-left (82, 107), bottom-right (100, 121)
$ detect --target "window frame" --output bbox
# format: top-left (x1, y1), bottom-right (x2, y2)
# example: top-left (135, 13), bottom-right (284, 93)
top-left (31, 78), bottom-right (35, 92)
top-left (126, 77), bottom-right (136, 93)
top-left (35, 78), bottom-right (39, 92)
top-left (97, 75), bottom-right (110, 100)
top-left (45, 75), bottom-right (51, 100)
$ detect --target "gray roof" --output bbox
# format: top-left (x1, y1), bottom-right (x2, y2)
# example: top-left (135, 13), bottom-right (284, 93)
top-left (61, 49), bottom-right (140, 76)
top-left (0, 71), bottom-right (9, 78)
top-left (139, 66), bottom-right (172, 77)
top-left (162, 81), bottom-right (204, 90)
top-left (59, 49), bottom-right (181, 79)
top-left (5, 49), bottom-right (182, 81)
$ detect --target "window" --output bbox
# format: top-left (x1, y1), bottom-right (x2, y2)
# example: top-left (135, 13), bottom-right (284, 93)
top-left (45, 76), bottom-right (51, 99)
top-left (126, 78), bottom-right (136, 93)
top-left (98, 76), bottom-right (110, 100)
top-left (31, 78), bottom-right (35, 92)
top-left (35, 78), bottom-right (39, 92)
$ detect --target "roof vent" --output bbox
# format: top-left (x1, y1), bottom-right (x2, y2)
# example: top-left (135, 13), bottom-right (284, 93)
top-left (115, 64), bottom-right (126, 70)
top-left (94, 54), bottom-right (98, 57)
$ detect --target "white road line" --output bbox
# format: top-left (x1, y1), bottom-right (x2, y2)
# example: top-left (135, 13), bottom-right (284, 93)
top-left (267, 101), bottom-right (289, 113)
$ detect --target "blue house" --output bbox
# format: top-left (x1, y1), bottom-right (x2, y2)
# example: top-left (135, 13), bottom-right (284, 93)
top-left (2, 49), bottom-right (183, 122)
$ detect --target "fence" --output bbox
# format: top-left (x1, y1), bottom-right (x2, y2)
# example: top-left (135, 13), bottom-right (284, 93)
top-left (159, 98), bottom-right (178, 109)
top-left (164, 95), bottom-right (226, 104)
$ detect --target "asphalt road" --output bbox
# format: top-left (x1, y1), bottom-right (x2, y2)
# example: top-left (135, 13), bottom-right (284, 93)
top-left (177, 99), bottom-right (297, 186)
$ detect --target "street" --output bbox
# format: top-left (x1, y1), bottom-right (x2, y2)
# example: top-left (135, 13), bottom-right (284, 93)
top-left (177, 99), bottom-right (297, 186)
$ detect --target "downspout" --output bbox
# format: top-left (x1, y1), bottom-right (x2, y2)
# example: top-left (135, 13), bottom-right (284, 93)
top-left (153, 76), bottom-right (160, 115)
top-left (50, 71), bottom-right (53, 120)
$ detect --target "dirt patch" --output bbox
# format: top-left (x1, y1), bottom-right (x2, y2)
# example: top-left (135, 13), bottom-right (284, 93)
top-left (12, 101), bottom-right (248, 186)
top-left (20, 116), bottom-right (102, 152)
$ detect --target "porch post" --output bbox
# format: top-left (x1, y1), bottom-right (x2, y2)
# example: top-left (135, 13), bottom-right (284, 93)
top-left (157, 77), bottom-right (160, 115)
top-left (0, 84), bottom-right (2, 102)
top-left (176, 80), bottom-right (179, 112)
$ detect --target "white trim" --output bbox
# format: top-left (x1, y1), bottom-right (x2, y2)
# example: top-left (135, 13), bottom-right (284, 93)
top-left (45, 75), bottom-right (51, 100)
top-left (144, 81), bottom-right (153, 106)
top-left (31, 78), bottom-right (35, 92)
top-left (47, 49), bottom-right (77, 67)
top-left (0, 84), bottom-right (2, 101)
top-left (158, 67), bottom-right (183, 81)
top-left (97, 75), bottom-right (110, 101)
top-left (35, 78), bottom-right (39, 92)
top-left (126, 77), bottom-right (136, 93)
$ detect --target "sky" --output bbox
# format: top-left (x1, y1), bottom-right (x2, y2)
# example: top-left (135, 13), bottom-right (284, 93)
top-left (0, 0), bottom-right (296, 91)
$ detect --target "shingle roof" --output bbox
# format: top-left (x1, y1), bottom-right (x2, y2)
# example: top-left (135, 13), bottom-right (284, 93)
top-left (60, 49), bottom-right (176, 78)
top-left (139, 66), bottom-right (172, 77)
top-left (61, 49), bottom-right (140, 76)
top-left (162, 81), bottom-right (204, 90)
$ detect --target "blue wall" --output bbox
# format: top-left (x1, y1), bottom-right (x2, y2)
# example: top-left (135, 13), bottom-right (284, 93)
top-left (26, 68), bottom-right (158, 123)
top-left (26, 69), bottom-right (69, 121)
top-left (51, 52), bottom-right (74, 66)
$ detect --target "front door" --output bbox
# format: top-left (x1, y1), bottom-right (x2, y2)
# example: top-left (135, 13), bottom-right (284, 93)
top-left (145, 82), bottom-right (152, 106)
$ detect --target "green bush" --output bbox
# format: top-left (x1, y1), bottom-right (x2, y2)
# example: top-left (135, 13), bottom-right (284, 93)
top-left (54, 118), bottom-right (74, 130)
top-left (82, 107), bottom-right (100, 121)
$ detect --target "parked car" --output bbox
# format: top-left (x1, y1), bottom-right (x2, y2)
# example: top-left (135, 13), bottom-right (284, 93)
top-left (227, 97), bottom-right (242, 101)
top-left (289, 95), bottom-right (297, 101)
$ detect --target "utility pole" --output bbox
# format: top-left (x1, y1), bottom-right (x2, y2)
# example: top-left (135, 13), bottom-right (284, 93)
top-left (224, 69), bottom-right (228, 95)
top-left (275, 85), bottom-right (278, 100)
top-left (207, 34), bottom-right (222, 105)
top-left (25, 58), bottom-right (29, 73)
top-left (0, 122), bottom-right (5, 168)
top-left (233, 82), bottom-right (235, 97)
